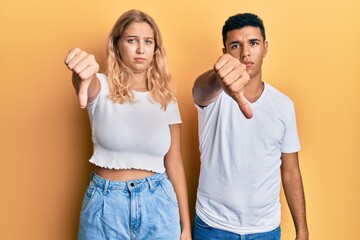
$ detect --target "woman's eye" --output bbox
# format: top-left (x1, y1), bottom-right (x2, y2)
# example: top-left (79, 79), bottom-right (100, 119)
top-left (127, 39), bottom-right (135, 43)
top-left (145, 40), bottom-right (153, 45)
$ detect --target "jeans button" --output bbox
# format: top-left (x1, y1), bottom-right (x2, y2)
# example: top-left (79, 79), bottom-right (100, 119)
top-left (130, 182), bottom-right (135, 187)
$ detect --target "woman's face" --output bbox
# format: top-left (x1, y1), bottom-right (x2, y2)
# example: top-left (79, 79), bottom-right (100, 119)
top-left (118, 21), bottom-right (155, 75)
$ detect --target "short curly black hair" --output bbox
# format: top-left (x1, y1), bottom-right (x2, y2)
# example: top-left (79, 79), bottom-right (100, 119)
top-left (222, 13), bottom-right (266, 48)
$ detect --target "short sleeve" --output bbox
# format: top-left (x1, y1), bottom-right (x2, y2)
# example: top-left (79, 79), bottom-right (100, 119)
top-left (87, 73), bottom-right (108, 110)
top-left (167, 101), bottom-right (182, 125)
top-left (281, 101), bottom-right (301, 153)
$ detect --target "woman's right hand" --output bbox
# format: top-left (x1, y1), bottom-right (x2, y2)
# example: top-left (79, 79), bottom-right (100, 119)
top-left (64, 48), bottom-right (100, 108)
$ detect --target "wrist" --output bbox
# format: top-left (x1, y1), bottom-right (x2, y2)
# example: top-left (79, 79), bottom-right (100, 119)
top-left (181, 227), bottom-right (192, 238)
top-left (296, 229), bottom-right (309, 240)
top-left (181, 223), bottom-right (191, 232)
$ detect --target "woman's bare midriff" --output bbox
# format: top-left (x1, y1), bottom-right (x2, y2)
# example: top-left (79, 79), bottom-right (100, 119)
top-left (95, 166), bottom-right (156, 181)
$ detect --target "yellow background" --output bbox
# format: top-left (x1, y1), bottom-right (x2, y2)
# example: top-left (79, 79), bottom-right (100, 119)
top-left (1, 0), bottom-right (359, 239)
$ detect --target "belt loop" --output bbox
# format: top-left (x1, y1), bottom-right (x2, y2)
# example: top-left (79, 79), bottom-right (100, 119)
top-left (146, 178), bottom-right (153, 189)
top-left (90, 171), bottom-right (95, 180)
top-left (103, 180), bottom-right (109, 194)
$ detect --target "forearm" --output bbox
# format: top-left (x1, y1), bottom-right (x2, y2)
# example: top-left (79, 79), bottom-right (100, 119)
top-left (192, 69), bottom-right (222, 107)
top-left (167, 163), bottom-right (191, 234)
top-left (282, 171), bottom-right (309, 239)
top-left (72, 73), bottom-right (81, 94)
top-left (164, 125), bottom-right (191, 239)
top-left (71, 72), bottom-right (100, 103)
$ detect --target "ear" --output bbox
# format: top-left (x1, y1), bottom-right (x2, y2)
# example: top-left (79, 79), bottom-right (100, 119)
top-left (263, 40), bottom-right (268, 58)
top-left (222, 47), bottom-right (226, 54)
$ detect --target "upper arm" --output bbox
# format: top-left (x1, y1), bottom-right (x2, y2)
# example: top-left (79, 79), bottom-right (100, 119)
top-left (281, 152), bottom-right (301, 179)
top-left (164, 124), bottom-right (182, 169)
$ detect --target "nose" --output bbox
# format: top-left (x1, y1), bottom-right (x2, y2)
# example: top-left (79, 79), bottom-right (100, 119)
top-left (241, 45), bottom-right (250, 58)
top-left (136, 42), bottom-right (145, 54)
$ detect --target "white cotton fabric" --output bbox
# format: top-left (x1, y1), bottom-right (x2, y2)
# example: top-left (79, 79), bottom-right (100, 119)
top-left (86, 73), bottom-right (182, 173)
top-left (195, 82), bottom-right (300, 234)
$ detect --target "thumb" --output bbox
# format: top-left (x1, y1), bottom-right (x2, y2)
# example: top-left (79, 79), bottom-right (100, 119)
top-left (78, 79), bottom-right (91, 108)
top-left (234, 90), bottom-right (253, 119)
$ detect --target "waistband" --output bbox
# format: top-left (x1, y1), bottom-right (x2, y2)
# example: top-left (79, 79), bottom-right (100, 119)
top-left (89, 171), bottom-right (168, 192)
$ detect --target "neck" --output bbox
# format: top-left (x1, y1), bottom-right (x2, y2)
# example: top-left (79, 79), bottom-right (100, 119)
top-left (244, 78), bottom-right (264, 103)
top-left (131, 72), bottom-right (148, 91)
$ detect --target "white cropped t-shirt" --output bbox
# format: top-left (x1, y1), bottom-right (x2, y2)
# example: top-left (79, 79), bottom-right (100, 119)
top-left (86, 73), bottom-right (182, 173)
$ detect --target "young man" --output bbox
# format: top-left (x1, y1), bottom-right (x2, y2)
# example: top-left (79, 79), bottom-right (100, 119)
top-left (192, 13), bottom-right (309, 240)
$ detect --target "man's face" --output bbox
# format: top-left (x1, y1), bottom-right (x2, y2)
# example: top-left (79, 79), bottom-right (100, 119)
top-left (223, 26), bottom-right (268, 80)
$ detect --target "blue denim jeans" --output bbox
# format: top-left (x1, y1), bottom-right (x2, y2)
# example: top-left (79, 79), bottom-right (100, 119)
top-left (78, 172), bottom-right (181, 240)
top-left (193, 214), bottom-right (281, 240)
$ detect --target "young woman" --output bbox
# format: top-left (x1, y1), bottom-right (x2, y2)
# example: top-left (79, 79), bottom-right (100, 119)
top-left (64, 9), bottom-right (191, 240)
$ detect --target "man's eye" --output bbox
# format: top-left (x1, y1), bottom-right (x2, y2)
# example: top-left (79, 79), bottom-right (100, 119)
top-left (230, 44), bottom-right (239, 49)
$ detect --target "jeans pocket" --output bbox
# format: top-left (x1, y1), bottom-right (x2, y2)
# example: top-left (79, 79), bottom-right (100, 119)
top-left (159, 179), bottom-right (179, 207)
top-left (80, 186), bottom-right (97, 213)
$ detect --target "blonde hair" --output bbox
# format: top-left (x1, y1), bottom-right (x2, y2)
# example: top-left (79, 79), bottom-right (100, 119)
top-left (106, 9), bottom-right (175, 109)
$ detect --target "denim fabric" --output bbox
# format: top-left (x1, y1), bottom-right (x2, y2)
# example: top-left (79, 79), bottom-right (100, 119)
top-left (192, 214), bottom-right (280, 240)
top-left (78, 172), bottom-right (181, 240)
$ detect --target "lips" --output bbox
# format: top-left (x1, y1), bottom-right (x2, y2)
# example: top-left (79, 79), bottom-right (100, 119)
top-left (134, 58), bottom-right (146, 62)
top-left (243, 61), bottom-right (253, 68)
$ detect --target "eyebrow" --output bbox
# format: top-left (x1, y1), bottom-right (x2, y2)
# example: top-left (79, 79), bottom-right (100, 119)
top-left (228, 41), bottom-right (240, 46)
top-left (125, 35), bottom-right (154, 39)
top-left (228, 38), bottom-right (261, 45)
top-left (249, 38), bottom-right (261, 42)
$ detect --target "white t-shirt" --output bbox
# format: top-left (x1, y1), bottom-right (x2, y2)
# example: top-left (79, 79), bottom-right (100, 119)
top-left (86, 73), bottom-right (182, 173)
top-left (195, 82), bottom-right (300, 234)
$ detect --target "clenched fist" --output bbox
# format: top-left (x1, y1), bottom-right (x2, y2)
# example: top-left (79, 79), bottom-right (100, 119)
top-left (64, 48), bottom-right (100, 108)
top-left (214, 54), bottom-right (253, 119)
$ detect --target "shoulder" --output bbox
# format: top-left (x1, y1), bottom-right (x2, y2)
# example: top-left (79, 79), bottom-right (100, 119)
top-left (95, 73), bottom-right (110, 94)
top-left (87, 73), bottom-right (109, 109)
top-left (96, 73), bottom-right (108, 85)
top-left (262, 83), bottom-right (297, 122)
top-left (166, 99), bottom-right (180, 111)
top-left (265, 82), bottom-right (294, 107)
